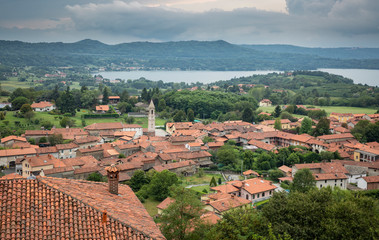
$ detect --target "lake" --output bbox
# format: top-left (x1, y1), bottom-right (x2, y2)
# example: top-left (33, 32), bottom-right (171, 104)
top-left (95, 69), bottom-right (379, 86)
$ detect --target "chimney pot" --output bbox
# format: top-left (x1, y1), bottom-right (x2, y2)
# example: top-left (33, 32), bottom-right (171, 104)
top-left (102, 211), bottom-right (107, 224)
top-left (105, 164), bottom-right (119, 195)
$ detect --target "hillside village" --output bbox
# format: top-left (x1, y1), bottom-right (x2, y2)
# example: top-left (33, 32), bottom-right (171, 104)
top-left (0, 78), bottom-right (378, 239)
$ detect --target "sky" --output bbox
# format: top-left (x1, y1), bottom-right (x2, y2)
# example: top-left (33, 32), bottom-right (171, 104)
top-left (0, 0), bottom-right (378, 47)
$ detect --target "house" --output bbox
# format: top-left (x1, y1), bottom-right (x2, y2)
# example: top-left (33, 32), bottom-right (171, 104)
top-left (292, 162), bottom-right (349, 190)
top-left (157, 197), bottom-right (175, 215)
top-left (74, 135), bottom-right (102, 149)
top-left (357, 176), bottom-right (379, 190)
top-left (0, 148), bottom-right (36, 167)
top-left (21, 154), bottom-right (65, 178)
top-left (259, 99), bottom-right (272, 107)
top-left (31, 101), bottom-right (56, 112)
top-left (166, 122), bottom-right (193, 135)
top-left (354, 146), bottom-right (379, 162)
top-left (243, 170), bottom-right (260, 178)
top-left (0, 135), bottom-right (28, 148)
top-left (0, 168), bottom-right (165, 239)
top-left (109, 96), bottom-right (120, 104)
top-left (96, 105), bottom-right (109, 113)
top-left (237, 178), bottom-right (277, 203)
top-left (56, 142), bottom-right (79, 159)
top-left (153, 160), bottom-right (198, 176)
top-left (278, 165), bottom-right (292, 177)
top-left (330, 112), bottom-right (354, 123)
top-left (85, 122), bottom-right (143, 138)
top-left (204, 194), bottom-right (251, 217)
top-left (261, 119), bottom-right (291, 129)
top-left (317, 133), bottom-right (355, 144)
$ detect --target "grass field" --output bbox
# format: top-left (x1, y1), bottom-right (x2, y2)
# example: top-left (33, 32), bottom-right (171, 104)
top-left (0, 109), bottom-right (167, 131)
top-left (258, 105), bottom-right (377, 116)
top-left (142, 198), bottom-right (160, 217)
top-left (180, 173), bottom-right (223, 187)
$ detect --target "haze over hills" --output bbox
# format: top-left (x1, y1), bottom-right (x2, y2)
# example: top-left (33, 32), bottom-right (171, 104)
top-left (1, 39), bottom-right (379, 70)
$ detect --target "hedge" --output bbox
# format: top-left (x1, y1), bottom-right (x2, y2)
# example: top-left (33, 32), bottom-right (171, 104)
top-left (83, 114), bottom-right (119, 118)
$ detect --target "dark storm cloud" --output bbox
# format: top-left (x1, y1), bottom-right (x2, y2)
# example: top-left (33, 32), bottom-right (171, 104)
top-left (0, 0), bottom-right (378, 46)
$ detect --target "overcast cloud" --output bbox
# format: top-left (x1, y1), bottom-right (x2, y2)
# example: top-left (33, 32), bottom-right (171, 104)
top-left (0, 0), bottom-right (378, 47)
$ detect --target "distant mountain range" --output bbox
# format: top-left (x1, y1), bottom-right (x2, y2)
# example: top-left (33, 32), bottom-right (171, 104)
top-left (0, 39), bottom-right (378, 70)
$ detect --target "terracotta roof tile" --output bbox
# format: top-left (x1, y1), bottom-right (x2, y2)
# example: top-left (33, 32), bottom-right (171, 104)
top-left (0, 177), bottom-right (165, 239)
top-left (31, 101), bottom-right (54, 108)
top-left (1, 135), bottom-right (27, 144)
top-left (157, 197), bottom-right (175, 210)
top-left (153, 160), bottom-right (196, 172)
top-left (207, 195), bottom-right (250, 213)
top-left (362, 175), bottom-right (379, 183)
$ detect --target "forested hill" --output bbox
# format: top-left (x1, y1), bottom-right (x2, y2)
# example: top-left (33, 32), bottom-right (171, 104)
top-left (1, 39), bottom-right (379, 70)
top-left (241, 44), bottom-right (379, 60)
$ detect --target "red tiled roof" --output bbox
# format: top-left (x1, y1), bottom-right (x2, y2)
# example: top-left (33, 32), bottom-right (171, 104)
top-left (0, 172), bottom-right (23, 180)
top-left (294, 162), bottom-right (349, 174)
top-left (85, 122), bottom-right (124, 130)
top-left (211, 184), bottom-right (239, 194)
top-left (56, 142), bottom-right (79, 150)
top-left (241, 178), bottom-right (277, 195)
top-left (0, 177), bottom-right (164, 239)
top-left (318, 133), bottom-right (354, 141)
top-left (96, 105), bottom-right (110, 111)
top-left (278, 165), bottom-right (292, 173)
top-left (0, 148), bottom-right (36, 157)
top-left (243, 170), bottom-right (260, 176)
top-left (109, 96), bottom-right (120, 99)
top-left (31, 101), bottom-right (54, 108)
top-left (207, 195), bottom-right (250, 213)
top-left (278, 176), bottom-right (293, 182)
top-left (24, 154), bottom-right (65, 168)
top-left (247, 139), bottom-right (276, 151)
top-left (201, 212), bottom-right (221, 224)
top-left (1, 135), bottom-right (27, 144)
top-left (313, 173), bottom-right (348, 180)
top-left (153, 160), bottom-right (196, 172)
top-left (157, 197), bottom-right (175, 210)
top-left (362, 175), bottom-right (379, 183)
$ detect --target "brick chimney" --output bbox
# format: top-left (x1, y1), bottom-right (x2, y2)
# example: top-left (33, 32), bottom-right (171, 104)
top-left (105, 164), bottom-right (119, 195)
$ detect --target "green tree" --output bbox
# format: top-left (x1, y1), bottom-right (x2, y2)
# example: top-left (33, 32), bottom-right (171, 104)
top-left (187, 108), bottom-right (195, 122)
top-left (117, 102), bottom-right (132, 114)
top-left (120, 89), bottom-right (129, 102)
top-left (290, 168), bottom-right (316, 193)
top-left (24, 110), bottom-right (35, 121)
top-left (273, 105), bottom-right (282, 118)
top-left (11, 96), bottom-right (29, 110)
top-left (299, 117), bottom-right (312, 134)
top-left (268, 169), bottom-right (285, 182)
top-left (206, 208), bottom-right (270, 240)
top-left (38, 137), bottom-right (47, 144)
top-left (159, 186), bottom-right (205, 240)
top-left (217, 145), bottom-right (239, 166)
top-left (20, 104), bottom-right (32, 114)
top-left (48, 134), bottom-right (63, 146)
top-left (210, 176), bottom-right (217, 187)
top-left (129, 170), bottom-right (149, 192)
top-left (57, 87), bottom-right (76, 116)
top-left (87, 172), bottom-right (105, 182)
top-left (148, 170), bottom-right (178, 201)
top-left (124, 116), bottom-right (135, 124)
top-left (313, 117), bottom-right (330, 137)
top-left (60, 116), bottom-right (76, 128)
top-left (102, 87), bottom-right (110, 104)
top-left (157, 99), bottom-right (166, 112)
top-left (173, 110), bottom-right (186, 122)
top-left (242, 107), bottom-right (253, 123)
top-left (274, 118), bottom-right (282, 130)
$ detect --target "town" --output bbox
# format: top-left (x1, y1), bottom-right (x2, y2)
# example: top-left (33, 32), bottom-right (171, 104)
top-left (1, 85), bottom-right (378, 239)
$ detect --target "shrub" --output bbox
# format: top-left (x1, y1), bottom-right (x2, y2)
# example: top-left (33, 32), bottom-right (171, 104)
top-left (39, 137), bottom-right (47, 143)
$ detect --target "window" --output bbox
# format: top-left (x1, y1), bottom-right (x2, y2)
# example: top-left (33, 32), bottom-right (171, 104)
top-left (335, 180), bottom-right (337, 182)
top-left (320, 184), bottom-right (323, 188)
top-left (253, 194), bottom-right (255, 199)
top-left (246, 195), bottom-right (249, 200)
top-left (262, 192), bottom-right (265, 197)
top-left (257, 194), bottom-right (260, 198)
top-left (340, 179), bottom-right (343, 182)
top-left (325, 180), bottom-right (327, 183)
top-left (340, 183), bottom-right (343, 187)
